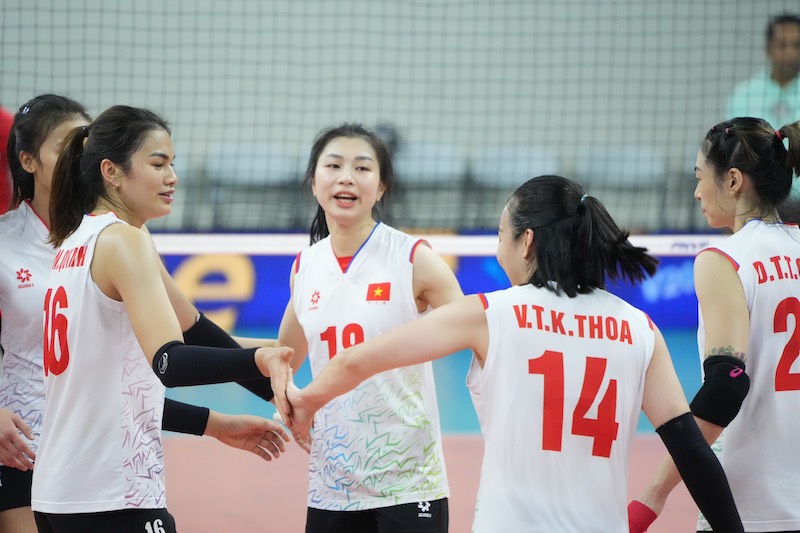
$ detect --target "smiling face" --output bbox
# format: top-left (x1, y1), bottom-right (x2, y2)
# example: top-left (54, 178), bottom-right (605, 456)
top-left (311, 136), bottom-right (385, 228)
top-left (694, 148), bottom-right (737, 231)
top-left (111, 128), bottom-right (177, 225)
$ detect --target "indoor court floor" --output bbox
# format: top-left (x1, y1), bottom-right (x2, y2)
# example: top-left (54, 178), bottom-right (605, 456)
top-left (164, 433), bottom-right (696, 532)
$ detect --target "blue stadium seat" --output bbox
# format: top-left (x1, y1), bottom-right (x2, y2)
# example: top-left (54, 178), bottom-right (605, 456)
top-left (575, 144), bottom-right (668, 232)
top-left (468, 145), bottom-right (560, 229)
top-left (205, 143), bottom-right (305, 230)
top-left (391, 141), bottom-right (468, 229)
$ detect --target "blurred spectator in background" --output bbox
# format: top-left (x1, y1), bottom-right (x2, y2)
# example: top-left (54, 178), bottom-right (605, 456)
top-left (0, 105), bottom-right (14, 214)
top-left (726, 14), bottom-right (800, 131)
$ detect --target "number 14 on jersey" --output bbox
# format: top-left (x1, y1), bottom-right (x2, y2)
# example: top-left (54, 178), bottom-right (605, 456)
top-left (529, 350), bottom-right (619, 458)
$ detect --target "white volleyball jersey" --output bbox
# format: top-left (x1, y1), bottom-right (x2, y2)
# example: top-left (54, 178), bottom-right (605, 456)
top-left (468, 284), bottom-right (655, 533)
top-left (696, 220), bottom-right (800, 533)
top-left (0, 202), bottom-right (50, 458)
top-left (293, 223), bottom-right (449, 510)
top-left (32, 213), bottom-right (166, 513)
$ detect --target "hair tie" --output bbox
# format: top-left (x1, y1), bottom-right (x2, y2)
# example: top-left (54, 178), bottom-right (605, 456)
top-left (21, 105), bottom-right (30, 115)
top-left (82, 125), bottom-right (89, 137)
top-left (580, 194), bottom-right (589, 204)
top-left (776, 129), bottom-right (783, 141)
top-left (725, 127), bottom-right (730, 134)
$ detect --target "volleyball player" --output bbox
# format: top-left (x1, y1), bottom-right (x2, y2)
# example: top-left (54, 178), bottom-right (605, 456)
top-left (629, 118), bottom-right (800, 533)
top-left (278, 175), bottom-right (744, 533)
top-left (0, 94), bottom-right (91, 533)
top-left (28, 104), bottom-right (293, 533)
top-left (274, 123), bottom-right (463, 532)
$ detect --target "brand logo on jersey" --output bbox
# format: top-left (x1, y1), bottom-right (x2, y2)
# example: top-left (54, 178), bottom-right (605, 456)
top-left (417, 501), bottom-right (432, 518)
top-left (16, 268), bottom-right (34, 288)
top-left (158, 352), bottom-right (169, 374)
top-left (366, 282), bottom-right (391, 302)
top-left (309, 290), bottom-right (321, 311)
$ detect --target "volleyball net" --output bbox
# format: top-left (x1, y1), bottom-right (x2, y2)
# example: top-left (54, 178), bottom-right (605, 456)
top-left (2, 0), bottom-right (795, 233)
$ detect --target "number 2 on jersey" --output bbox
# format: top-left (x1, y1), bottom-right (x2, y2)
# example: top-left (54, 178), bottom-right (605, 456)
top-left (774, 297), bottom-right (800, 391)
top-left (43, 286), bottom-right (70, 376)
top-left (528, 350), bottom-right (619, 458)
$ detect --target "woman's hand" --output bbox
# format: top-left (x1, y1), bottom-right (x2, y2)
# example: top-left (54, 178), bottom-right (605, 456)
top-left (0, 408), bottom-right (36, 470)
top-left (204, 411), bottom-right (290, 461)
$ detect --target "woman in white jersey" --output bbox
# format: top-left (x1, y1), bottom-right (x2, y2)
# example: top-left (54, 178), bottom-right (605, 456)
top-left (279, 175), bottom-right (744, 533)
top-left (274, 123), bottom-right (463, 533)
top-left (0, 95), bottom-right (293, 533)
top-left (629, 118), bottom-right (800, 533)
top-left (31, 105), bottom-right (294, 533)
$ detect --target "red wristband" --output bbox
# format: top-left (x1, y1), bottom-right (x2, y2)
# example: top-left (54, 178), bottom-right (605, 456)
top-left (628, 500), bottom-right (657, 533)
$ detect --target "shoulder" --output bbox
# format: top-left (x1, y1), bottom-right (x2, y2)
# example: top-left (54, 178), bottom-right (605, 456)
top-left (296, 238), bottom-right (327, 269)
top-left (95, 222), bottom-right (159, 266)
top-left (0, 208), bottom-right (21, 237)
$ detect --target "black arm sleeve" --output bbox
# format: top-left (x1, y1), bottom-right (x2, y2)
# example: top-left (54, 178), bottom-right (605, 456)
top-left (162, 398), bottom-right (210, 436)
top-left (182, 313), bottom-right (274, 401)
top-left (657, 412), bottom-right (743, 533)
top-left (152, 341), bottom-right (262, 387)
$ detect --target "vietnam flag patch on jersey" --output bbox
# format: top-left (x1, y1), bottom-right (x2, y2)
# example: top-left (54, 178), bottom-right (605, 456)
top-left (367, 282), bottom-right (391, 301)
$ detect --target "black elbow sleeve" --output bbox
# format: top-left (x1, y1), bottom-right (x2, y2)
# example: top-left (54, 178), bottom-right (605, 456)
top-left (183, 313), bottom-right (240, 348)
top-left (162, 398), bottom-right (210, 436)
top-left (690, 355), bottom-right (750, 427)
top-left (152, 341), bottom-right (261, 388)
top-left (181, 314), bottom-right (274, 401)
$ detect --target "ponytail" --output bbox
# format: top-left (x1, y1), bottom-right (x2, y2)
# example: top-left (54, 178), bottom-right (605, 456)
top-left (508, 175), bottom-right (658, 297)
top-left (574, 196), bottom-right (658, 290)
top-left (49, 125), bottom-right (98, 247)
top-left (776, 121), bottom-right (800, 183)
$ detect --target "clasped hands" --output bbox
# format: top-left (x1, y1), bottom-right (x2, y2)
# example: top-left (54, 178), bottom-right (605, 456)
top-left (266, 353), bottom-right (315, 453)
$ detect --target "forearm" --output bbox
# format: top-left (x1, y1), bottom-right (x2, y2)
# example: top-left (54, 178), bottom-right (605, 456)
top-left (638, 454), bottom-right (684, 512)
top-left (657, 413), bottom-right (742, 532)
top-left (183, 313), bottom-right (274, 400)
top-left (303, 353), bottom-right (371, 410)
top-left (162, 398), bottom-right (210, 435)
top-left (639, 416), bottom-right (726, 513)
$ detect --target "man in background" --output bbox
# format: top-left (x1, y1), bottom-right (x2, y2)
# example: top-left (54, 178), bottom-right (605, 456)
top-left (726, 14), bottom-right (800, 130)
top-left (727, 14), bottom-right (800, 199)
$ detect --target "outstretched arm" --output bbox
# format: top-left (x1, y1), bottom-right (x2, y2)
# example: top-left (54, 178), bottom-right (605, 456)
top-left (163, 398), bottom-right (289, 461)
top-left (286, 295), bottom-right (488, 444)
top-left (271, 261), bottom-right (310, 419)
top-left (204, 410), bottom-right (290, 462)
top-left (92, 224), bottom-right (292, 388)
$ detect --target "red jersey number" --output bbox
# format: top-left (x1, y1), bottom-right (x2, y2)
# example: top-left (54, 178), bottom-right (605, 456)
top-left (43, 286), bottom-right (70, 376)
top-left (321, 323), bottom-right (365, 359)
top-left (528, 350), bottom-right (619, 458)
top-left (774, 297), bottom-right (800, 391)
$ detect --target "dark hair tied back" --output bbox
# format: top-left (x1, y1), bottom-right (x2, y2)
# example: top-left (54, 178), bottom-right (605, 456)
top-left (507, 175), bottom-right (658, 297)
